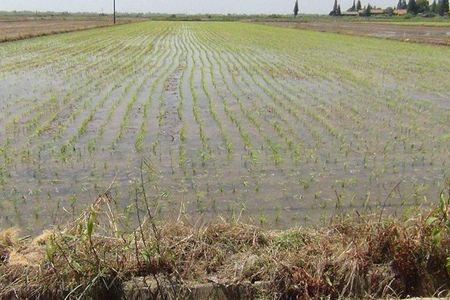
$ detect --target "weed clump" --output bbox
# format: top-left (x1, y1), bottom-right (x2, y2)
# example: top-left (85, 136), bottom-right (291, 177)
top-left (0, 192), bottom-right (449, 299)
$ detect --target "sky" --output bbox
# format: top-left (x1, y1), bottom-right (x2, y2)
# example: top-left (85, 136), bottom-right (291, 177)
top-left (0, 0), bottom-right (399, 15)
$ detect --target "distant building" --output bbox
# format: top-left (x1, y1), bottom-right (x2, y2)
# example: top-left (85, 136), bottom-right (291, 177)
top-left (394, 9), bottom-right (408, 15)
top-left (358, 8), bottom-right (385, 16)
top-left (339, 5), bottom-right (408, 17)
top-left (342, 11), bottom-right (359, 16)
top-left (370, 9), bottom-right (385, 15)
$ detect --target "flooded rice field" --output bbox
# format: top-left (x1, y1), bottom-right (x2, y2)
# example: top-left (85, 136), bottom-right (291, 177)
top-left (0, 21), bottom-right (449, 232)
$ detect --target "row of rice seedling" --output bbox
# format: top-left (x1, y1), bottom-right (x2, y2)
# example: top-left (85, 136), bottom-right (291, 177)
top-left (2, 29), bottom-right (153, 140)
top-left (195, 21), bottom-right (448, 211)
top-left (1, 30), bottom-right (159, 169)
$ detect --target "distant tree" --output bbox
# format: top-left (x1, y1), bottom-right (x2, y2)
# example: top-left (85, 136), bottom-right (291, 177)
top-left (408, 0), bottom-right (418, 13)
top-left (348, 0), bottom-right (357, 11)
top-left (357, 0), bottom-right (363, 10)
top-left (385, 6), bottom-right (395, 15)
top-left (329, 0), bottom-right (339, 15)
top-left (431, 0), bottom-right (438, 12)
top-left (364, 4), bottom-right (373, 15)
top-left (333, 0), bottom-right (338, 11)
top-left (397, 0), bottom-right (403, 8)
top-left (402, 0), bottom-right (408, 8)
top-left (438, 0), bottom-right (449, 15)
top-left (416, 0), bottom-right (430, 12)
top-left (294, 0), bottom-right (299, 17)
top-left (337, 4), bottom-right (342, 15)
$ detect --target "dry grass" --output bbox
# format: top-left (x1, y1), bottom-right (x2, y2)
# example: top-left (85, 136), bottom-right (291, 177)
top-left (0, 17), bottom-right (143, 43)
top-left (0, 191), bottom-right (449, 299)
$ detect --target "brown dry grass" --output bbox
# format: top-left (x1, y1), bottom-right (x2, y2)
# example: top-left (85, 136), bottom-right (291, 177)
top-left (0, 190), bottom-right (449, 299)
top-left (0, 16), bottom-right (143, 43)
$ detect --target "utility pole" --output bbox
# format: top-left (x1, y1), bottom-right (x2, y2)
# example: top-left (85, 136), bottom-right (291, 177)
top-left (113, 0), bottom-right (116, 24)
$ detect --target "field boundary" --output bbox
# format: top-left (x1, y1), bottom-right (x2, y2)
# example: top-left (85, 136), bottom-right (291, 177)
top-left (256, 20), bottom-right (450, 46)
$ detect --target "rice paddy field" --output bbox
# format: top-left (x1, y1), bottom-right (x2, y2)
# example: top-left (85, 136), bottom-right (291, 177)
top-left (0, 21), bottom-right (449, 232)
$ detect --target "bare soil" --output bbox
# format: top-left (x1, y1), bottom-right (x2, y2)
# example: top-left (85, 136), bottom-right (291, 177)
top-left (0, 16), bottom-right (143, 42)
top-left (259, 20), bottom-right (450, 45)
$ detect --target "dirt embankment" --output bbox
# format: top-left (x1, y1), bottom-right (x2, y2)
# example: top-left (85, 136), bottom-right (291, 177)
top-left (0, 16), bottom-right (144, 43)
top-left (259, 21), bottom-right (450, 45)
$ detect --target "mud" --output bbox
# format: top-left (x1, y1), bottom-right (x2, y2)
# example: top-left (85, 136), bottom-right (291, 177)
top-left (259, 20), bottom-right (450, 45)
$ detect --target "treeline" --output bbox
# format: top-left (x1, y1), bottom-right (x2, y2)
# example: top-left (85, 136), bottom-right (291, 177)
top-left (329, 0), bottom-right (449, 16)
top-left (330, 0), bottom-right (384, 16)
top-left (398, 0), bottom-right (450, 15)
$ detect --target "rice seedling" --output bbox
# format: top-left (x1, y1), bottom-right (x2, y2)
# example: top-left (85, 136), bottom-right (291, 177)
top-left (0, 20), bottom-right (447, 234)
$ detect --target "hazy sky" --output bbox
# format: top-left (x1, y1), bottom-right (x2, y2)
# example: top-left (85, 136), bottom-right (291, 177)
top-left (1, 0), bottom-right (398, 15)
